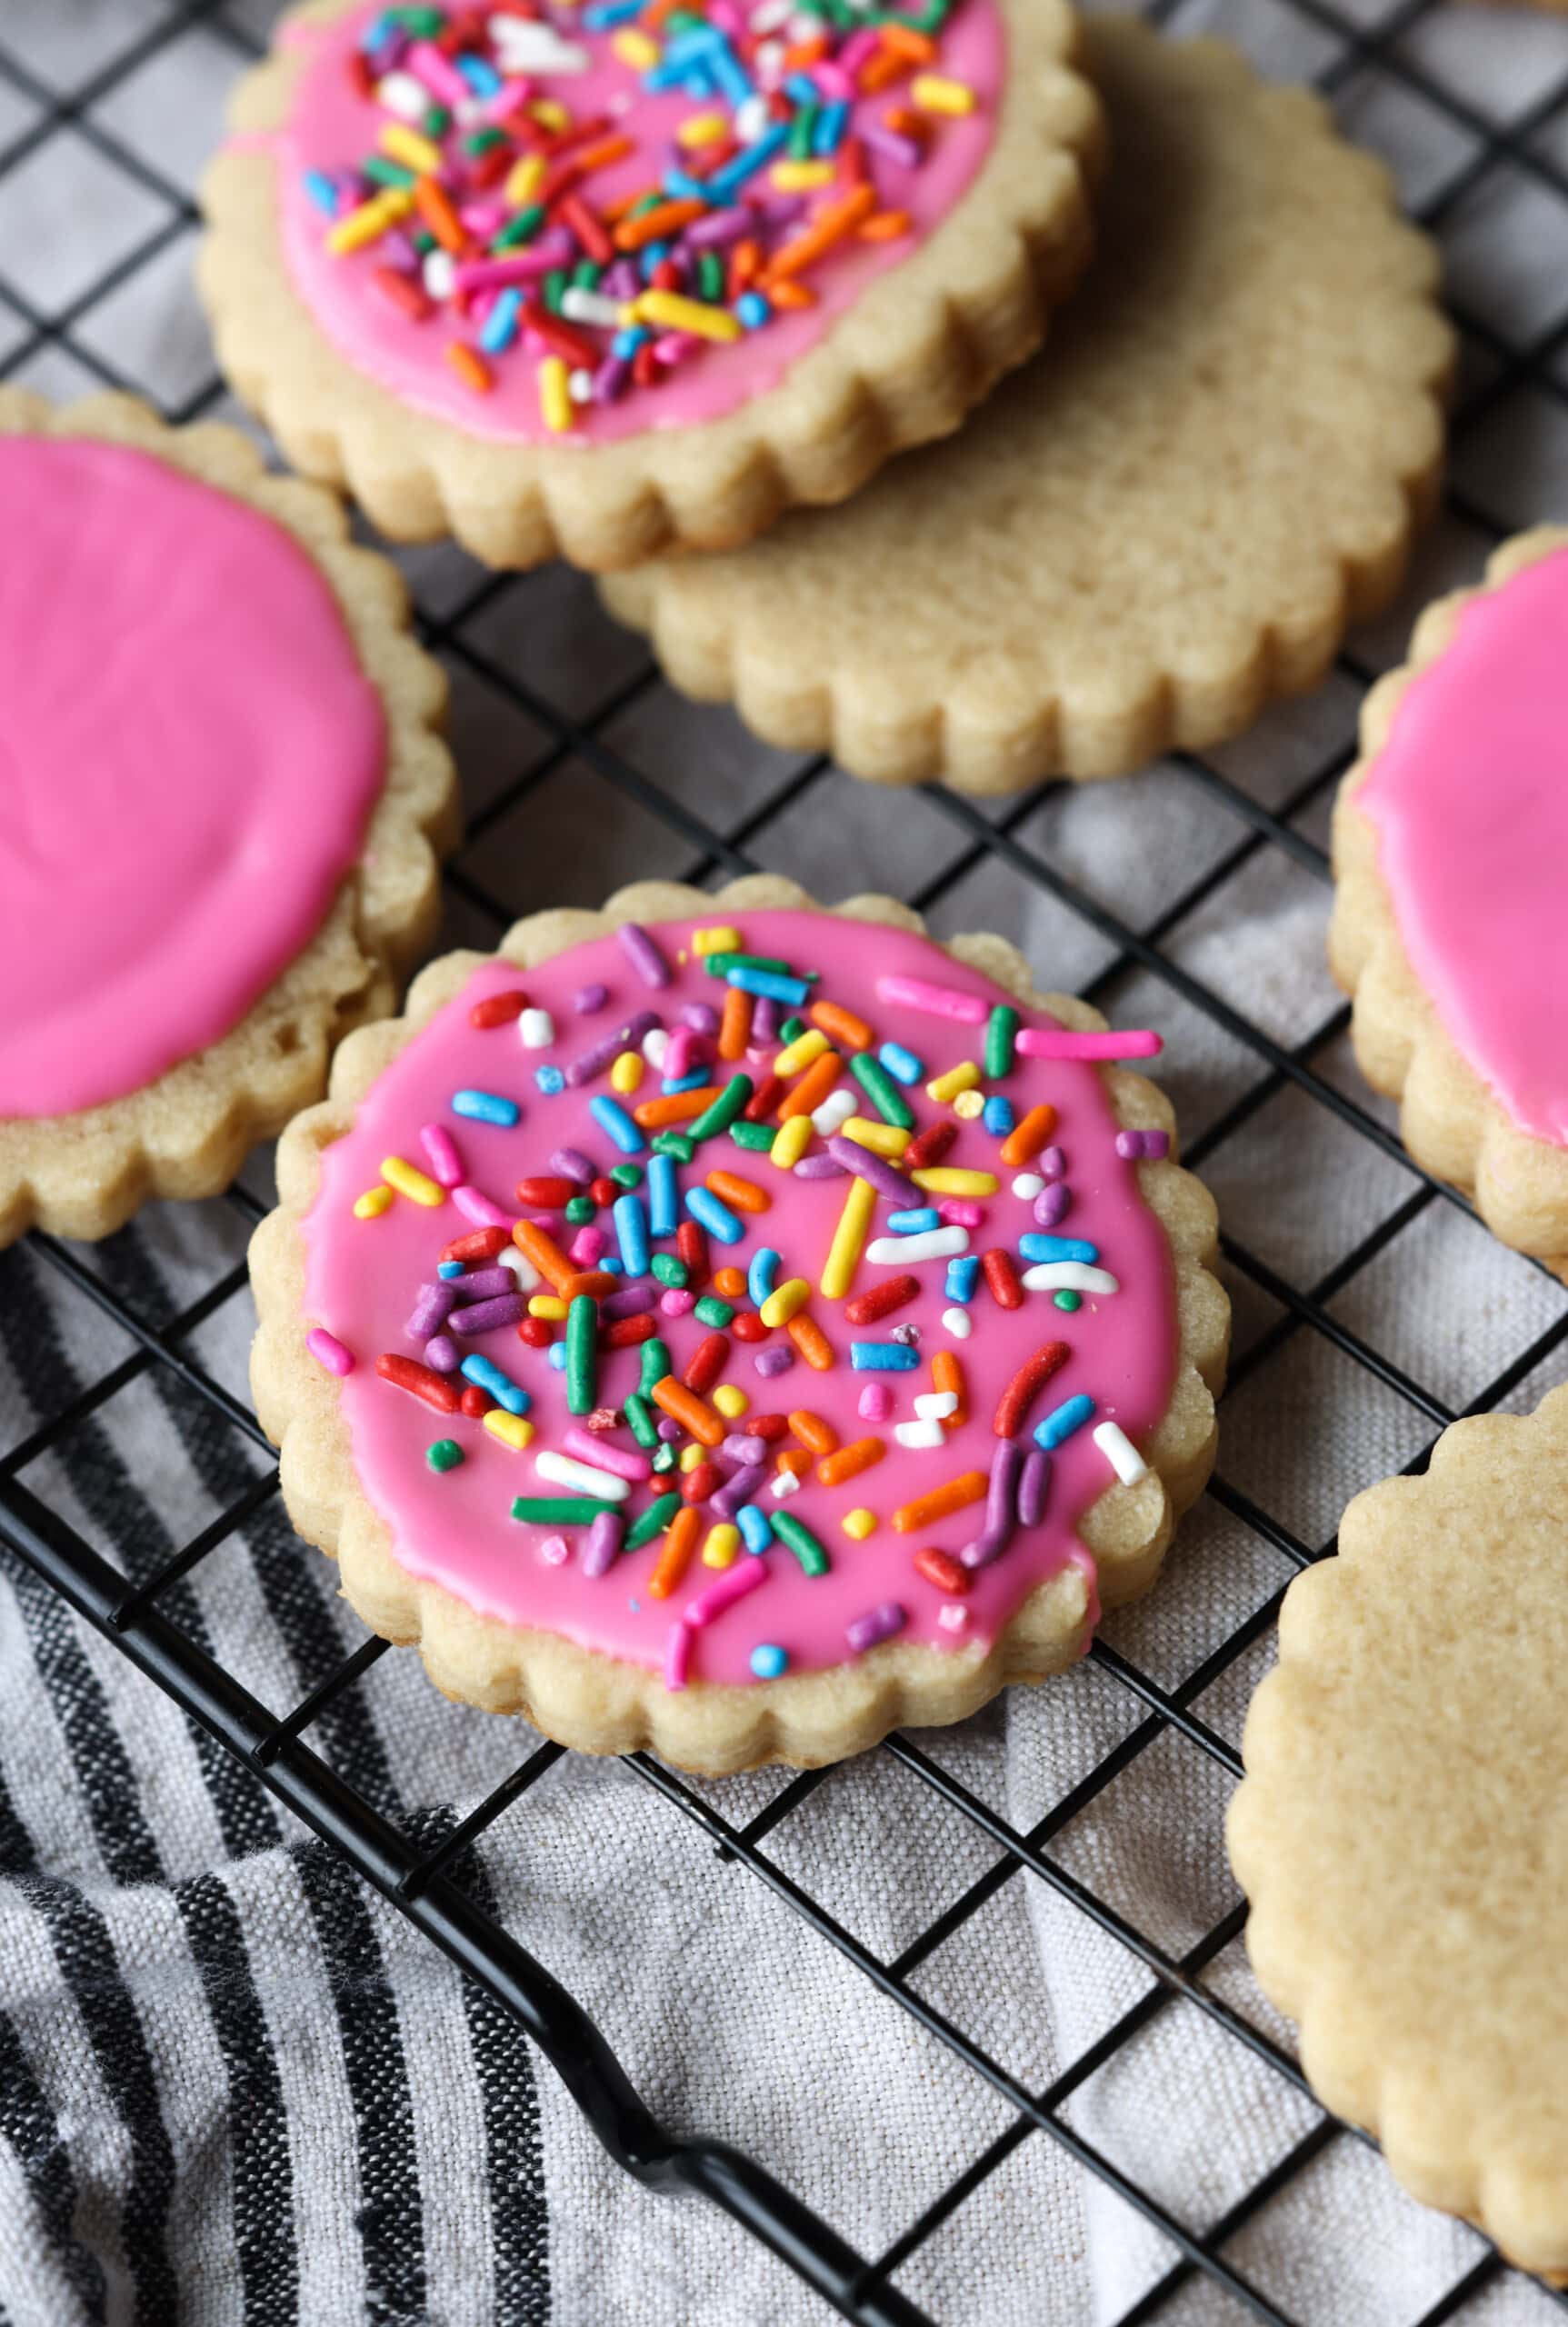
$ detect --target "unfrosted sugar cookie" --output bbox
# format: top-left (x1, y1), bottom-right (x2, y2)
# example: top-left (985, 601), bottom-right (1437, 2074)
top-left (1331, 528), bottom-right (1568, 1277)
top-left (601, 16), bottom-right (1453, 791)
top-left (0, 391), bottom-right (457, 1249)
top-left (1229, 1387), bottom-right (1568, 2281)
top-left (250, 880), bottom-right (1228, 1773)
top-left (199, 0), bottom-right (1102, 572)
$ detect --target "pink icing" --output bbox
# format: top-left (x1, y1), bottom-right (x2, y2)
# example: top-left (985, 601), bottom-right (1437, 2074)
top-left (1359, 546), bottom-right (1568, 1147)
top-left (269, 0), bottom-right (1003, 444)
top-left (301, 912), bottom-right (1178, 1688)
top-left (0, 437), bottom-right (386, 1119)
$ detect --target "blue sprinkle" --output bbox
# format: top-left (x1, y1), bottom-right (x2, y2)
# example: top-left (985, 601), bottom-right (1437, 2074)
top-left (304, 169), bottom-right (340, 216)
top-left (1019, 1234), bottom-right (1099, 1265)
top-left (589, 1094), bottom-right (646, 1155)
top-left (452, 1088), bottom-right (520, 1127)
top-left (647, 1152), bottom-right (679, 1240)
top-left (785, 71), bottom-right (821, 105)
top-left (639, 241), bottom-right (671, 283)
top-left (614, 1193), bottom-right (650, 1276)
top-left (983, 1095), bottom-right (1015, 1137)
top-left (887, 1207), bottom-right (942, 1236)
top-left (460, 1355), bottom-right (530, 1415)
top-left (1034, 1393), bottom-right (1097, 1452)
top-left (600, 1254), bottom-right (624, 1273)
top-left (662, 168), bottom-right (712, 205)
top-left (813, 98), bottom-right (849, 155)
top-left (437, 1261), bottom-right (464, 1281)
top-left (738, 1506), bottom-right (774, 1556)
top-left (613, 325), bottom-right (651, 362)
top-left (945, 1255), bottom-right (981, 1303)
top-left (583, 0), bottom-right (645, 22)
top-left (534, 1065), bottom-right (565, 1096)
top-left (707, 121), bottom-right (789, 201)
top-left (750, 1643), bottom-right (788, 1680)
top-left (725, 964), bottom-right (810, 1005)
top-left (879, 1042), bottom-right (924, 1087)
top-left (735, 289), bottom-right (771, 331)
top-left (661, 1068), bottom-right (709, 1096)
top-left (851, 1343), bottom-right (921, 1373)
top-left (478, 285), bottom-right (523, 356)
top-left (748, 1246), bottom-right (780, 1307)
top-left (685, 1186), bottom-right (744, 1244)
top-left (548, 1342), bottom-right (568, 1372)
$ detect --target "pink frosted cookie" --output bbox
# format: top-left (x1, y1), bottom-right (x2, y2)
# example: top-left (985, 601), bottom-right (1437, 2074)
top-left (0, 390), bottom-right (457, 1249)
top-left (250, 878), bottom-right (1228, 1773)
top-left (198, 0), bottom-right (1102, 571)
top-left (1330, 527), bottom-right (1568, 1276)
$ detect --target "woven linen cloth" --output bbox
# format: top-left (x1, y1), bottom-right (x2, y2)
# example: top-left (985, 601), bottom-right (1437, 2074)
top-left (4, 0), bottom-right (1568, 2319)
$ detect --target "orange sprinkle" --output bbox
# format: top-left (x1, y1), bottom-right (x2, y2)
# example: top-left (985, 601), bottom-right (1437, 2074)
top-left (714, 1266), bottom-right (747, 1299)
top-left (706, 1170), bottom-right (770, 1216)
top-left (857, 47), bottom-right (909, 93)
top-left (651, 1375), bottom-right (724, 1447)
top-left (647, 1504), bottom-right (701, 1598)
top-left (614, 196), bottom-right (707, 252)
top-left (444, 341), bottom-right (493, 394)
top-left (860, 210), bottom-right (910, 242)
top-left (768, 279), bottom-right (816, 310)
top-left (788, 1409), bottom-right (840, 1457)
top-left (775, 1447), bottom-right (814, 1480)
top-left (881, 23), bottom-right (936, 60)
top-left (931, 1350), bottom-right (967, 1430)
top-left (513, 1219), bottom-right (574, 1292)
top-left (560, 1271), bottom-right (618, 1301)
top-left (414, 175), bottom-right (468, 254)
top-left (781, 34), bottom-right (830, 67)
top-left (1000, 1104), bottom-right (1057, 1170)
top-left (892, 1473), bottom-right (989, 1534)
top-left (786, 1313), bottom-right (834, 1372)
top-left (883, 106), bottom-right (929, 140)
top-left (731, 235), bottom-right (761, 288)
top-left (634, 1085), bottom-right (721, 1129)
top-left (777, 1052), bottom-right (842, 1121)
top-left (817, 1437), bottom-right (885, 1488)
top-left (764, 185), bottom-right (876, 285)
top-left (571, 134), bottom-right (635, 175)
top-left (718, 986), bottom-right (754, 1061)
top-left (809, 1001), bottom-right (872, 1053)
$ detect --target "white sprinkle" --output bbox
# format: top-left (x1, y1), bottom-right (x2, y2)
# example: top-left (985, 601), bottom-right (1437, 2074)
top-left (497, 1246), bottom-right (540, 1292)
top-left (811, 1088), bottom-right (856, 1138)
top-left (567, 367), bottom-right (594, 405)
top-left (894, 1419), bottom-right (947, 1451)
top-left (754, 37), bottom-right (785, 83)
top-left (941, 1307), bottom-right (973, 1341)
top-left (562, 287), bottom-right (623, 330)
top-left (422, 249), bottom-right (455, 301)
top-left (867, 1227), bottom-right (969, 1265)
top-left (490, 21), bottom-right (590, 70)
top-left (769, 1468), bottom-right (801, 1502)
top-left (1094, 1422), bottom-right (1148, 1487)
top-left (1011, 1172), bottom-right (1044, 1201)
top-left (534, 1451), bottom-right (629, 1502)
top-left (643, 1026), bottom-right (669, 1070)
top-left (753, 0), bottom-right (793, 26)
top-left (376, 70), bottom-right (432, 121)
top-left (1020, 1263), bottom-right (1118, 1295)
top-left (914, 1391), bottom-right (959, 1421)
top-left (937, 1602), bottom-right (970, 1633)
top-left (735, 93), bottom-right (772, 144)
top-left (520, 1008), bottom-right (555, 1051)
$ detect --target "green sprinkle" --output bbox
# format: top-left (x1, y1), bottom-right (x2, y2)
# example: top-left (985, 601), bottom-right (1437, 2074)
top-left (639, 1336), bottom-right (673, 1393)
top-left (624, 1391), bottom-right (659, 1449)
top-left (1054, 1290), bottom-right (1083, 1313)
top-left (363, 155), bottom-right (415, 189)
top-left (651, 1443), bottom-right (676, 1473)
top-left (572, 258), bottom-right (603, 291)
top-left (778, 1015), bottom-right (806, 1044)
top-left (387, 5), bottom-right (445, 30)
top-left (543, 267), bottom-right (568, 315)
top-left (788, 102), bottom-right (817, 160)
top-left (566, 1293), bottom-right (597, 1415)
top-left (772, 1512), bottom-right (831, 1577)
top-left (702, 953), bottom-right (794, 980)
top-left (626, 188), bottom-right (664, 221)
top-left (610, 1163), bottom-right (643, 1189)
top-left (625, 1491), bottom-right (681, 1550)
top-left (564, 1194), bottom-right (596, 1225)
top-left (696, 250), bottom-right (724, 304)
top-left (426, 1439), bottom-right (464, 1473)
top-left (694, 1296), bottom-right (734, 1329)
top-left (512, 1495), bottom-right (608, 1525)
top-left (985, 1004), bottom-right (1019, 1080)
top-left (684, 1074), bottom-right (753, 1143)
top-left (651, 1253), bottom-right (688, 1289)
top-left (464, 125), bottom-right (507, 155)
top-left (410, 227), bottom-right (436, 255)
top-left (850, 1053), bottom-right (915, 1131)
top-left (424, 105), bottom-right (451, 136)
top-left (494, 203), bottom-right (545, 251)
top-left (729, 1121), bottom-right (774, 1153)
top-left (652, 1131), bottom-right (694, 1163)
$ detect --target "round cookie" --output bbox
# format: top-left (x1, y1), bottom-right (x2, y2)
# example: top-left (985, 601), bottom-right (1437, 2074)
top-left (602, 15), bottom-right (1453, 792)
top-left (250, 877), bottom-right (1229, 1773)
top-left (0, 389), bottom-right (458, 1249)
top-left (1331, 527), bottom-right (1568, 1279)
top-left (199, 0), bottom-right (1103, 573)
top-left (1229, 1387), bottom-right (1568, 2282)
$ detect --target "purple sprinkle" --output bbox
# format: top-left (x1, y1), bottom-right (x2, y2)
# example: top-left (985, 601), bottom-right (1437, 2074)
top-left (1115, 1127), bottom-right (1170, 1162)
top-left (655, 1417), bottom-right (682, 1442)
top-left (754, 1344), bottom-right (795, 1378)
top-left (1039, 1146), bottom-right (1067, 1183)
top-left (827, 1135), bottom-right (907, 1202)
top-left (447, 1293), bottom-right (526, 1334)
top-left (566, 1009), bottom-right (661, 1088)
top-left (424, 1333), bottom-right (460, 1374)
top-left (1017, 1449), bottom-right (1051, 1529)
top-left (550, 1146), bottom-right (596, 1184)
top-left (890, 1323), bottom-right (920, 1347)
top-left (603, 257), bottom-right (639, 301)
top-left (617, 923), bottom-right (671, 990)
top-left (686, 205), bottom-right (752, 249)
top-left (710, 1463), bottom-right (762, 1519)
top-left (845, 1602), bottom-right (906, 1655)
top-left (600, 1283), bottom-right (654, 1321)
top-left (583, 1509), bottom-right (624, 1579)
top-left (755, 195), bottom-right (807, 228)
top-left (752, 994), bottom-right (779, 1043)
top-left (594, 356), bottom-right (631, 406)
top-left (539, 1533), bottom-right (571, 1568)
top-left (960, 1441), bottom-right (1022, 1570)
top-left (860, 122), bottom-right (921, 169)
top-left (406, 1282), bottom-right (456, 1340)
top-left (682, 1002), bottom-right (719, 1035)
top-left (574, 984), bottom-right (609, 1015)
top-left (1033, 1183), bottom-right (1071, 1229)
top-left (454, 1266), bottom-right (514, 1301)
top-left (794, 1153), bottom-right (847, 1180)
top-left (721, 1433), bottom-right (766, 1467)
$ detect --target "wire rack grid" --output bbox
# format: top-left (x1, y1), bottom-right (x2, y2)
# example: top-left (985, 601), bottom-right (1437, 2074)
top-left (2, 0), bottom-right (1567, 2319)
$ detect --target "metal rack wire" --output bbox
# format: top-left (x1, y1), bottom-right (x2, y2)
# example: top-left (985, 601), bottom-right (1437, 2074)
top-left (2, 0), bottom-right (1567, 2318)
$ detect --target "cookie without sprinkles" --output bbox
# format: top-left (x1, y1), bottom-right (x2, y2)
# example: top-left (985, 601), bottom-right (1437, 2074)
top-left (603, 16), bottom-right (1453, 790)
top-left (1230, 1388), bottom-right (1568, 2280)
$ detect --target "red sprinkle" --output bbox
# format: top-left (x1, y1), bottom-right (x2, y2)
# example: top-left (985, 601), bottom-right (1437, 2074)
top-left (459, 1383), bottom-right (492, 1419)
top-left (744, 1413), bottom-right (790, 1441)
top-left (375, 1353), bottom-right (460, 1413)
top-left (904, 1120), bottom-right (958, 1170)
top-left (441, 1227), bottom-right (508, 1263)
top-left (844, 1273), bottom-right (919, 1326)
top-left (743, 1074), bottom-right (784, 1124)
top-left (516, 1175), bottom-right (579, 1208)
top-left (589, 1177), bottom-right (618, 1208)
top-left (684, 1331), bottom-right (729, 1394)
top-left (981, 1248), bottom-right (1024, 1311)
top-left (676, 1221), bottom-right (709, 1287)
top-left (559, 190), bottom-right (612, 265)
top-left (517, 1316), bottom-right (554, 1349)
top-left (730, 1310), bottom-right (767, 1343)
top-left (914, 1547), bottom-right (971, 1595)
top-left (682, 1460), bottom-right (723, 1505)
top-left (470, 989), bottom-right (528, 1029)
top-left (993, 1342), bottom-right (1070, 1438)
top-left (603, 1313), bottom-right (655, 1350)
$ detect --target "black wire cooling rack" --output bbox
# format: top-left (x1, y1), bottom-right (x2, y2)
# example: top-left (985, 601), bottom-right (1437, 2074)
top-left (4, 1), bottom-right (1568, 2319)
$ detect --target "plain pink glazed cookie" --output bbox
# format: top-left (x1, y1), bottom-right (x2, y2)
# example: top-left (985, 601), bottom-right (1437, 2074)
top-left (0, 390), bottom-right (457, 1248)
top-left (250, 879), bottom-right (1228, 1773)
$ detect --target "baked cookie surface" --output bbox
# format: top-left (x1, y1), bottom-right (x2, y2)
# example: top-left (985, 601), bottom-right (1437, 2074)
top-left (0, 390), bottom-right (457, 1249)
top-left (602, 15), bottom-right (1453, 791)
top-left (251, 879), bottom-right (1228, 1773)
top-left (200, 0), bottom-right (1103, 571)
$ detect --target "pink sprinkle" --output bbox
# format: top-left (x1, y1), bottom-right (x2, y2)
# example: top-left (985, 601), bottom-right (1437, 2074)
top-left (408, 38), bottom-right (471, 108)
top-left (570, 1226), bottom-right (609, 1264)
top-left (684, 1558), bottom-right (767, 1630)
top-left (529, 1212), bottom-right (564, 1238)
top-left (453, 1184), bottom-right (515, 1229)
top-left (480, 75), bottom-right (533, 124)
top-left (662, 1025), bottom-right (712, 1082)
top-left (454, 249), bottom-right (567, 295)
top-left (459, 202), bottom-right (505, 238)
top-left (306, 1328), bottom-right (354, 1378)
top-left (539, 1533), bottom-right (571, 1568)
top-left (814, 61), bottom-right (854, 101)
top-left (1016, 1026), bottom-right (1162, 1062)
top-left (420, 1122), bottom-right (464, 1188)
top-left (664, 1619), bottom-right (693, 1692)
top-left (876, 974), bottom-right (987, 1026)
top-left (938, 1200), bottom-right (984, 1229)
top-left (661, 1288), bottom-right (697, 1317)
top-left (841, 26), bottom-right (880, 71)
top-left (938, 1603), bottom-right (970, 1633)
top-left (858, 1382), bottom-right (893, 1422)
top-left (563, 1425), bottom-right (650, 1482)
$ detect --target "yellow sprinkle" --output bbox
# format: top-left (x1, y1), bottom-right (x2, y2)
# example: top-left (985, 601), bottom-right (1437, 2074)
top-left (612, 25), bottom-right (660, 66)
top-left (770, 1115), bottom-right (814, 1172)
top-left (484, 1411), bottom-right (536, 1452)
top-left (760, 1276), bottom-right (811, 1329)
top-left (774, 1027), bottom-right (830, 1078)
top-left (610, 1049), bottom-right (644, 1094)
top-left (911, 1168), bottom-right (999, 1197)
top-left (693, 924), bottom-right (742, 956)
top-left (712, 1383), bottom-right (749, 1419)
top-left (676, 111), bottom-right (729, 148)
top-left (634, 289), bottom-right (743, 343)
top-left (771, 160), bottom-right (835, 191)
top-left (538, 355), bottom-right (574, 434)
top-left (529, 1294), bottom-right (568, 1321)
top-left (701, 1523), bottom-right (741, 1570)
top-left (381, 1155), bottom-right (443, 1206)
top-left (679, 1442), bottom-right (705, 1473)
top-left (530, 97), bottom-right (569, 131)
top-left (926, 1061), bottom-right (981, 1104)
top-left (326, 188), bottom-right (413, 255)
top-left (840, 1117), bottom-right (909, 1158)
top-left (912, 72), bottom-right (976, 115)
top-left (841, 1508), bottom-right (876, 1541)
top-left (504, 152), bottom-right (545, 206)
top-left (353, 1185), bottom-right (394, 1220)
top-left (379, 121), bottom-right (444, 174)
top-left (821, 1175), bottom-right (876, 1301)
top-left (953, 1089), bottom-right (985, 1121)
